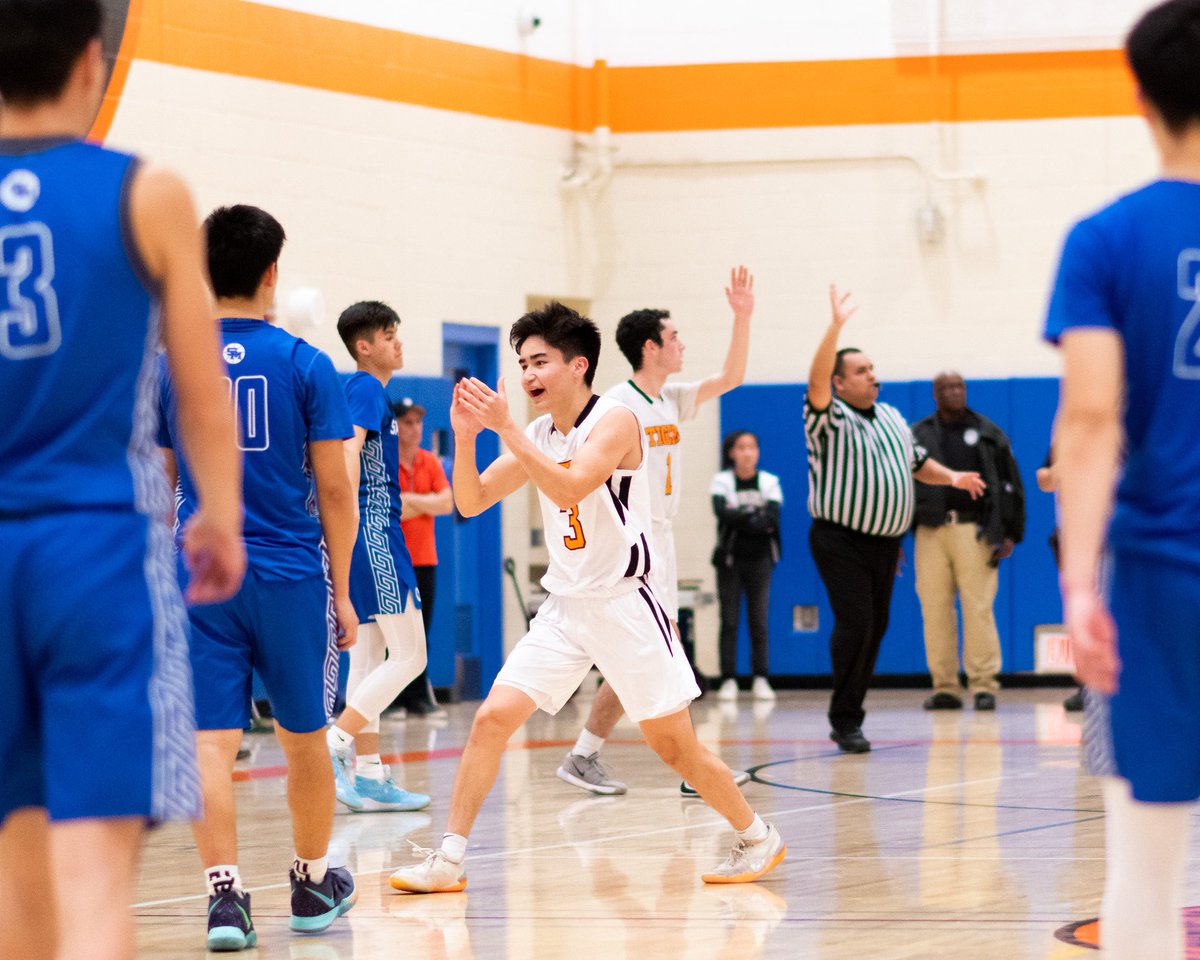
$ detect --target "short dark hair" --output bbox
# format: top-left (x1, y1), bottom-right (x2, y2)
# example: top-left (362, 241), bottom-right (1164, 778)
top-left (615, 308), bottom-right (669, 371)
top-left (337, 300), bottom-right (399, 360)
top-left (721, 430), bottom-right (757, 470)
top-left (203, 205), bottom-right (286, 300)
top-left (0, 0), bottom-right (102, 106)
top-left (833, 347), bottom-right (864, 379)
top-left (1126, 0), bottom-right (1200, 134)
top-left (510, 301), bottom-right (601, 387)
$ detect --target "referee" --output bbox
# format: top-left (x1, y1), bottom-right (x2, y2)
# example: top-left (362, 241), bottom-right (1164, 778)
top-left (805, 286), bottom-right (985, 753)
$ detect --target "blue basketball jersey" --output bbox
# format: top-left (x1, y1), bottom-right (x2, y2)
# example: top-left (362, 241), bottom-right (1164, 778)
top-left (345, 371), bottom-right (417, 614)
top-left (0, 138), bottom-right (165, 517)
top-left (1045, 179), bottom-right (1200, 568)
top-left (160, 318), bottom-right (353, 581)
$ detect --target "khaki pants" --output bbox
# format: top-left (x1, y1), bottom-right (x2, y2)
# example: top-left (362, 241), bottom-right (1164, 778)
top-left (915, 523), bottom-right (1001, 696)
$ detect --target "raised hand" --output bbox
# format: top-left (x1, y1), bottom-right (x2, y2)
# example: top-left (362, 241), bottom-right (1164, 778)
top-left (725, 265), bottom-right (755, 322)
top-left (829, 284), bottom-right (858, 328)
top-left (457, 376), bottom-right (514, 435)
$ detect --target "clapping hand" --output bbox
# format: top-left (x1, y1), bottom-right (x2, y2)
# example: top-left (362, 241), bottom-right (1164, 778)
top-left (457, 377), bottom-right (515, 435)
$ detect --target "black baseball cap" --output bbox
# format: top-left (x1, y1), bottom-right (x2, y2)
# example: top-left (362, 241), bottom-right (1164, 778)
top-left (392, 396), bottom-right (426, 418)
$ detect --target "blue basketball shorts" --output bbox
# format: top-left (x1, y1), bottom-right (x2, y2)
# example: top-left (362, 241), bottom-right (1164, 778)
top-left (1097, 550), bottom-right (1200, 802)
top-left (349, 531), bottom-right (420, 622)
top-left (0, 511), bottom-right (200, 824)
top-left (183, 566), bottom-right (337, 734)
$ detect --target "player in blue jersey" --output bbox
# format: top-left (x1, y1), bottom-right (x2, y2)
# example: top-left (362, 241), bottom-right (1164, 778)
top-left (324, 301), bottom-right (432, 812)
top-left (0, 4), bottom-right (244, 960)
top-left (159, 205), bottom-right (359, 950)
top-left (1046, 3), bottom-right (1200, 957)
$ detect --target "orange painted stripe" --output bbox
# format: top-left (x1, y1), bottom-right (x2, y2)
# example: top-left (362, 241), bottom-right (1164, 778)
top-left (133, 0), bottom-right (594, 131)
top-left (610, 49), bottom-right (1138, 131)
top-left (89, 0), bottom-right (145, 143)
top-left (124, 0), bottom-right (1137, 132)
top-left (119, 1), bottom-right (1139, 133)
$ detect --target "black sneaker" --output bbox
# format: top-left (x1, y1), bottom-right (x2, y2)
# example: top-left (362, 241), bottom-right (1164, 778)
top-left (829, 727), bottom-right (871, 753)
top-left (1063, 689), bottom-right (1084, 712)
top-left (289, 866), bottom-right (357, 933)
top-left (206, 889), bottom-right (256, 952)
top-left (973, 692), bottom-right (997, 711)
top-left (922, 692), bottom-right (963, 710)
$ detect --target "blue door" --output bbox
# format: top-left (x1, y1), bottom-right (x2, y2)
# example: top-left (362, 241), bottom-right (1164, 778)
top-left (441, 323), bottom-right (504, 699)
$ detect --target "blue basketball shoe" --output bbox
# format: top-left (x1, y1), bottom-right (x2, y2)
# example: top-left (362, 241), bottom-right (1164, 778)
top-left (206, 888), bottom-right (256, 951)
top-left (289, 865), bottom-right (357, 933)
top-left (330, 748), bottom-right (364, 811)
top-left (354, 769), bottom-right (431, 812)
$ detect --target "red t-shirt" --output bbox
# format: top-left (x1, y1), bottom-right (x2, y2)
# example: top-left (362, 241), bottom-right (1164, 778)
top-left (399, 447), bottom-right (449, 566)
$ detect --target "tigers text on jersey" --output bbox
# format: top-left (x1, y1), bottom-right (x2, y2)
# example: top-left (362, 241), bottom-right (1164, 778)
top-left (604, 379), bottom-right (700, 524)
top-left (529, 394), bottom-right (654, 598)
top-left (0, 138), bottom-right (164, 517)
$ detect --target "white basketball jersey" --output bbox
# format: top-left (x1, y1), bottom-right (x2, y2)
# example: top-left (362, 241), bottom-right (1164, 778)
top-left (529, 395), bottom-right (654, 598)
top-left (604, 379), bottom-right (700, 524)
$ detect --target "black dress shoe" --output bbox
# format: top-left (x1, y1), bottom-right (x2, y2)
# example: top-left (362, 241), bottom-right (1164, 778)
top-left (973, 692), bottom-right (997, 711)
top-left (922, 692), bottom-right (963, 711)
top-left (1063, 689), bottom-right (1084, 712)
top-left (829, 727), bottom-right (871, 753)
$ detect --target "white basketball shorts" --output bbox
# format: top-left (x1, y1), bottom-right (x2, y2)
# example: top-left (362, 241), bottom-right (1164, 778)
top-left (494, 584), bottom-right (699, 723)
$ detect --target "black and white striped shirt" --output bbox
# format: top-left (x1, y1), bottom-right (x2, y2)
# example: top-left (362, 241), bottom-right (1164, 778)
top-left (804, 397), bottom-right (928, 538)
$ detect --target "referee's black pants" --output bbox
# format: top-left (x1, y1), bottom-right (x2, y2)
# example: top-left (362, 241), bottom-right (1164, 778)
top-left (809, 519), bottom-right (902, 733)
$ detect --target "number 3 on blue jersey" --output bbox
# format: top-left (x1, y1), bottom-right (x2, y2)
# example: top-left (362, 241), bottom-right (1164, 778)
top-left (1174, 250), bottom-right (1200, 379)
top-left (0, 223), bottom-right (61, 360)
top-left (223, 375), bottom-right (270, 451)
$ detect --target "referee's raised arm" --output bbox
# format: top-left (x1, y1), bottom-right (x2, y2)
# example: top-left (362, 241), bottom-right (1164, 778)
top-left (807, 284), bottom-right (857, 410)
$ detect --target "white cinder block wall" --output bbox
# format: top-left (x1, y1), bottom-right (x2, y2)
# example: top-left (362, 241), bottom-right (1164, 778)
top-left (103, 0), bottom-right (1161, 665)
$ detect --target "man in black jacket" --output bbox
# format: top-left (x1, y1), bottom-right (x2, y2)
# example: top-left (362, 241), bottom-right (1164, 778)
top-left (912, 373), bottom-right (1025, 711)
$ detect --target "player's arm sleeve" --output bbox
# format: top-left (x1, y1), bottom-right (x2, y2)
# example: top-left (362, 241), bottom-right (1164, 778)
top-left (303, 351), bottom-right (354, 441)
top-left (665, 381), bottom-right (703, 422)
top-left (1044, 218), bottom-right (1119, 344)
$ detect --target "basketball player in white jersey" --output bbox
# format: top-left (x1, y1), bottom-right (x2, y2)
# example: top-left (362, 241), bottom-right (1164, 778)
top-left (389, 302), bottom-right (785, 892)
top-left (557, 266), bottom-right (756, 797)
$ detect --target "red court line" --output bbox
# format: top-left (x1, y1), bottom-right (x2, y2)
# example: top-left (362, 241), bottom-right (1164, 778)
top-left (230, 735), bottom-right (1078, 781)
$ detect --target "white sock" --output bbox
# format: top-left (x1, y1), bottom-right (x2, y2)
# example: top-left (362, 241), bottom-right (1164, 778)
top-left (572, 729), bottom-right (605, 758)
top-left (737, 814), bottom-right (768, 845)
top-left (326, 725), bottom-right (354, 754)
top-left (1102, 777), bottom-right (1190, 960)
top-left (205, 864), bottom-right (243, 896)
top-left (440, 833), bottom-right (467, 864)
top-left (357, 753), bottom-right (387, 781)
top-left (293, 854), bottom-right (329, 885)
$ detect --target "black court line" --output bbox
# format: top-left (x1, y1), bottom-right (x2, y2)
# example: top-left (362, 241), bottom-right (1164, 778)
top-left (745, 758), bottom-right (1104, 815)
